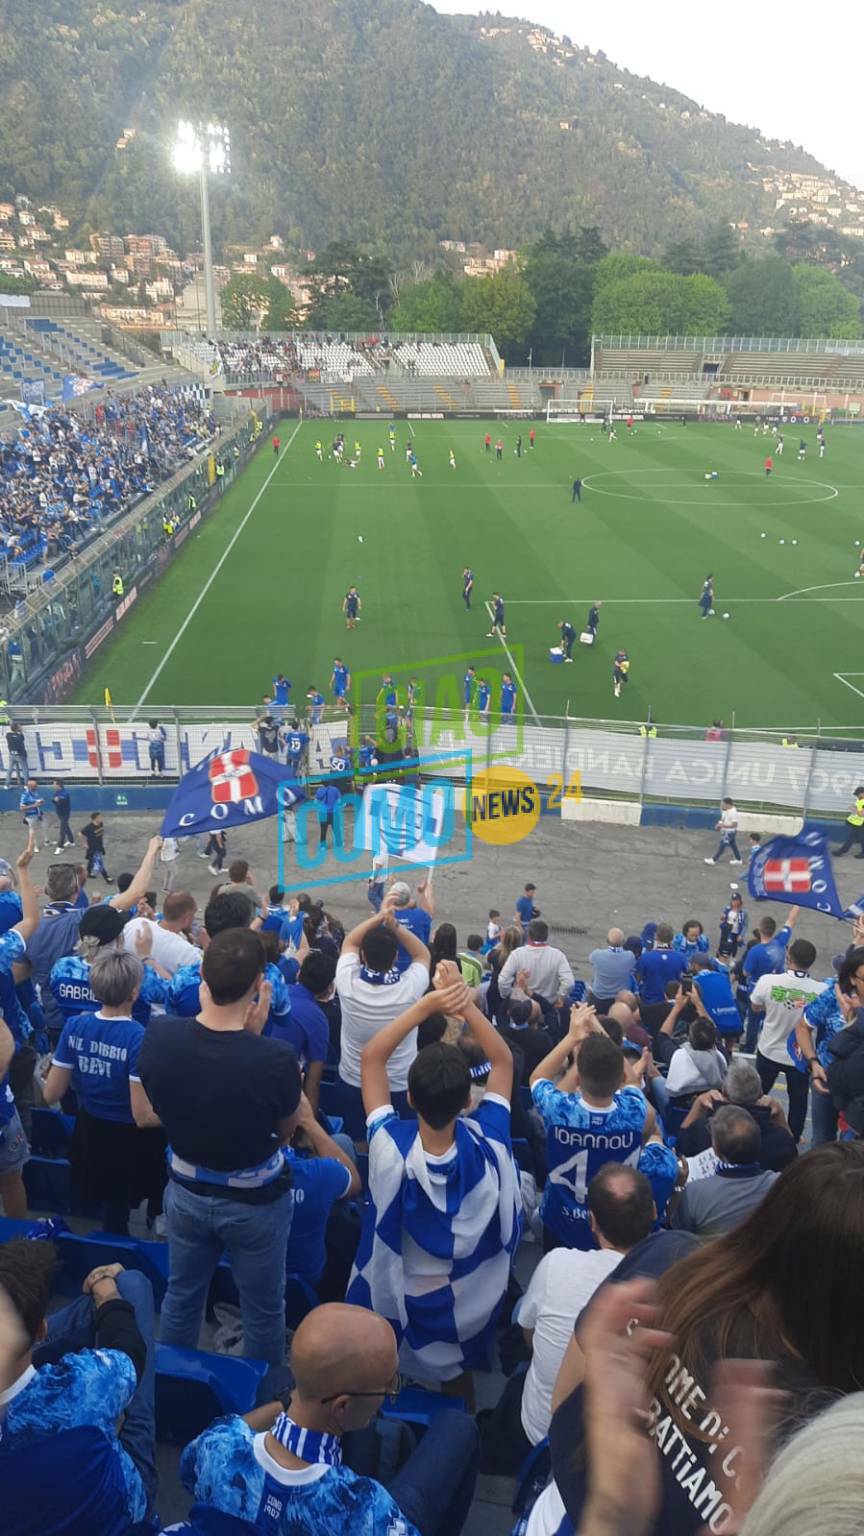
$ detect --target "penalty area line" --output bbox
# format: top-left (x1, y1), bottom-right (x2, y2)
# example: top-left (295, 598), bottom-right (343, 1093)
top-left (484, 601), bottom-right (541, 727)
top-left (132, 420), bottom-right (302, 716)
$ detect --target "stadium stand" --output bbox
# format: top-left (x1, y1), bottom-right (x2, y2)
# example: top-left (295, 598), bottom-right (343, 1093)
top-left (391, 337), bottom-right (491, 376)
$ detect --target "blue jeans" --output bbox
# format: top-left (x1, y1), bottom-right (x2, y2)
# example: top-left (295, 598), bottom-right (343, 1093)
top-left (710, 834), bottom-right (741, 862)
top-left (810, 1083), bottom-right (839, 1145)
top-left (161, 1178), bottom-right (293, 1365)
top-left (389, 1410), bottom-right (479, 1536)
top-left (33, 1269), bottom-right (157, 1518)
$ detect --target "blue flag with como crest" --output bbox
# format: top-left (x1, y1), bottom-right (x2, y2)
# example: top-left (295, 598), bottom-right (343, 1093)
top-left (161, 748), bottom-right (300, 839)
top-left (748, 826), bottom-right (864, 920)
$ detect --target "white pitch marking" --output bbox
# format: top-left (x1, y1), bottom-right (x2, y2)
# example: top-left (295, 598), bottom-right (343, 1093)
top-left (132, 420), bottom-right (302, 714)
top-left (483, 600), bottom-right (541, 726)
top-left (833, 673), bottom-right (864, 701)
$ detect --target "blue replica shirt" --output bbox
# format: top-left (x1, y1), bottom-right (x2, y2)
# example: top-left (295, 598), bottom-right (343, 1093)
top-left (501, 682), bottom-right (516, 715)
top-left (2, 1349), bottom-right (147, 1527)
top-left (168, 959), bottom-right (290, 1029)
top-left (392, 904), bottom-right (432, 973)
top-left (284, 1151), bottom-right (352, 1282)
top-left (278, 914), bottom-right (305, 950)
top-left (463, 671), bottom-right (475, 705)
top-left (284, 731), bottom-right (309, 763)
top-left (315, 784), bottom-right (341, 813)
top-left (19, 787), bottom-right (43, 820)
top-left (803, 981), bottom-right (848, 1068)
top-left (694, 967), bottom-right (741, 1035)
top-left (308, 690), bottom-right (325, 712)
top-left (0, 889), bottom-right (22, 935)
top-left (49, 953), bottom-right (167, 1026)
top-left (532, 1079), bottom-right (649, 1248)
top-left (0, 1423), bottom-right (148, 1536)
top-left (477, 682), bottom-right (491, 712)
top-left (271, 677), bottom-right (292, 705)
top-left (268, 983), bottom-right (329, 1067)
top-left (637, 1139), bottom-right (678, 1225)
top-left (672, 931), bottom-right (710, 956)
top-left (743, 927), bottom-right (792, 988)
top-left (52, 1010), bottom-right (146, 1124)
top-left (181, 1416), bottom-right (420, 1536)
top-left (331, 663), bottom-right (349, 696)
top-left (0, 930), bottom-right (31, 1046)
top-left (636, 947), bottom-right (686, 1005)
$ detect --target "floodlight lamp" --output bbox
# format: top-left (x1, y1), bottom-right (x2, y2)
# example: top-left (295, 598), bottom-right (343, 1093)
top-left (172, 120), bottom-right (203, 176)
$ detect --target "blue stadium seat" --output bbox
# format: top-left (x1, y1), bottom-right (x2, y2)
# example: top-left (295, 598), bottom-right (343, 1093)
top-left (30, 1108), bottom-right (74, 1159)
top-left (23, 1156), bottom-right (72, 1213)
top-left (206, 1260), bottom-right (318, 1330)
top-left (155, 1344), bottom-right (268, 1444)
top-left (55, 1231), bottom-right (169, 1306)
top-left (512, 1138), bottom-right (532, 1175)
top-left (0, 1215), bottom-right (46, 1244)
top-left (381, 1387), bottom-right (466, 1427)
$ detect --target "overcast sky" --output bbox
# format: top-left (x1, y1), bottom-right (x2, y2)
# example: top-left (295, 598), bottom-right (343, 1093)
top-left (429, 1), bottom-right (864, 189)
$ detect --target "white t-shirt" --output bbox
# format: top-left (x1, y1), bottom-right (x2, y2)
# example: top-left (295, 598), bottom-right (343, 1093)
top-left (526, 1479), bottom-right (568, 1536)
top-left (122, 917), bottom-right (199, 977)
top-left (516, 1247), bottom-right (622, 1444)
top-left (665, 1045), bottom-right (727, 1097)
top-left (750, 968), bottom-right (825, 1065)
top-left (719, 805), bottom-right (738, 830)
top-left (336, 952), bottom-right (429, 1090)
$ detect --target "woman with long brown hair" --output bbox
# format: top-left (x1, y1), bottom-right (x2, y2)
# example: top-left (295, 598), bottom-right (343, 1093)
top-left (547, 1142), bottom-right (864, 1536)
top-left (486, 925), bottom-right (523, 1026)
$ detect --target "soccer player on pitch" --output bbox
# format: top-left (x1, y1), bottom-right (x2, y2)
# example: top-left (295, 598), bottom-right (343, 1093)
top-left (559, 618), bottom-right (576, 661)
top-left (487, 592), bottom-right (506, 638)
top-left (501, 673), bottom-right (517, 717)
top-left (377, 446), bottom-right (385, 470)
top-left (330, 658), bottom-right (351, 710)
top-left (449, 449), bottom-right (457, 470)
top-left (699, 575), bottom-right (715, 619)
top-left (612, 650), bottom-right (630, 700)
top-left (388, 425), bottom-right (396, 452)
top-left (343, 586), bottom-right (362, 629)
top-left (462, 567), bottom-right (474, 610)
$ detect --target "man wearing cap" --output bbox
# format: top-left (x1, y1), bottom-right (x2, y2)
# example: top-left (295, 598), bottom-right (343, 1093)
top-left (387, 878), bottom-right (434, 973)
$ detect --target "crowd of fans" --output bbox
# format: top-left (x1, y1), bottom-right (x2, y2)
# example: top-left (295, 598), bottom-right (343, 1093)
top-left (0, 385), bottom-right (216, 573)
top-left (1, 822), bottom-right (864, 1535)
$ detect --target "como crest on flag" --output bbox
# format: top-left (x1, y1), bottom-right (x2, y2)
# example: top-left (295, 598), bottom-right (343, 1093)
top-left (748, 825), bottom-right (863, 920)
top-left (209, 749), bottom-right (259, 805)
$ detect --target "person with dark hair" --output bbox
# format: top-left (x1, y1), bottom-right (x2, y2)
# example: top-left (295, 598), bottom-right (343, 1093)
top-left (79, 811), bottom-right (111, 883)
top-left (550, 1143), bottom-right (864, 1536)
top-left (834, 784), bottom-right (864, 858)
top-left (42, 950), bottom-right (165, 1234)
top-left (218, 857), bottom-right (260, 908)
top-left (165, 890), bottom-right (291, 1032)
top-left (48, 902), bottom-right (168, 1029)
top-left (428, 920), bottom-right (459, 977)
top-left (672, 1105), bottom-right (778, 1235)
top-left (270, 949), bottom-right (337, 1112)
top-left (481, 1164), bottom-right (655, 1471)
top-left (51, 779), bottom-right (73, 852)
top-left (497, 985), bottom-right (555, 1083)
top-left (137, 929), bottom-right (302, 1365)
top-left (348, 963), bottom-right (519, 1389)
top-left (498, 917), bottom-right (574, 1012)
top-left (750, 935), bottom-right (823, 1142)
top-left (658, 1002), bottom-right (727, 1100)
top-left (122, 888), bottom-right (199, 978)
top-left (0, 1241), bottom-right (157, 1530)
top-left (530, 1008), bottom-right (664, 1250)
top-left (335, 898), bottom-right (431, 1138)
top-left (798, 945), bottom-right (864, 1144)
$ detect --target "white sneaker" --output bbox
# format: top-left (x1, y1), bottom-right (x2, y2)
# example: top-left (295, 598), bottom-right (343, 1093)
top-left (54, 847), bottom-right (63, 855)
top-left (704, 858), bottom-right (716, 865)
top-left (197, 850), bottom-right (210, 858)
top-left (565, 657), bottom-right (573, 663)
top-left (729, 858), bottom-right (743, 865)
top-left (208, 864), bottom-right (220, 876)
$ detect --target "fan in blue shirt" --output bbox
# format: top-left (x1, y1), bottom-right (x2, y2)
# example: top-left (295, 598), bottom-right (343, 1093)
top-left (0, 887), bottom-right (23, 935)
top-left (271, 674), bottom-right (292, 708)
top-left (330, 659), bottom-right (350, 704)
top-left (51, 1008), bottom-right (146, 1124)
top-left (742, 911), bottom-right (798, 988)
top-left (284, 726), bottom-right (309, 767)
top-left (672, 922), bottom-right (710, 957)
top-left (49, 905), bottom-right (167, 1026)
top-left (267, 953), bottom-right (335, 1104)
top-left (636, 927), bottom-right (687, 1005)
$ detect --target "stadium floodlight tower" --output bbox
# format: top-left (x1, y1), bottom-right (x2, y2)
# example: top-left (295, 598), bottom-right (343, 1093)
top-left (172, 120), bottom-right (230, 340)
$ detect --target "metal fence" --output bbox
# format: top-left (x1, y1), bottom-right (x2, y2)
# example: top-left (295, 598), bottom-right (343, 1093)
top-left (1, 706), bottom-right (861, 820)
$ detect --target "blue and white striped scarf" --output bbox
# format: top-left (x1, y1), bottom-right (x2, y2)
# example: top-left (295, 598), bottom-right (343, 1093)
top-left (347, 1095), bottom-right (521, 1382)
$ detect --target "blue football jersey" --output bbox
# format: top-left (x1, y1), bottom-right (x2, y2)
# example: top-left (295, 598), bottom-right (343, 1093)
top-left (532, 1079), bottom-right (649, 1248)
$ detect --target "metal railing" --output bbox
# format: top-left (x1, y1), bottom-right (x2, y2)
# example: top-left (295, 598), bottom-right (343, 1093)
top-left (594, 334), bottom-right (864, 356)
top-left (1, 705), bottom-right (861, 820)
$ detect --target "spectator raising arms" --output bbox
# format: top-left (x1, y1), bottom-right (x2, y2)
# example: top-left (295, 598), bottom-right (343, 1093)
top-left (348, 960), bottom-right (521, 1390)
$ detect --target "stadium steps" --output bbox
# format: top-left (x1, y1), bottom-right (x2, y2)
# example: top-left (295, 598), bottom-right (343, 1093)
top-left (434, 382), bottom-right (459, 410)
top-left (506, 380), bottom-right (523, 410)
top-left (377, 383), bottom-right (400, 410)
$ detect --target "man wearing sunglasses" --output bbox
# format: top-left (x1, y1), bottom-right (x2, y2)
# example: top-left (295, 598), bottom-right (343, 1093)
top-left (178, 1302), bottom-right (479, 1535)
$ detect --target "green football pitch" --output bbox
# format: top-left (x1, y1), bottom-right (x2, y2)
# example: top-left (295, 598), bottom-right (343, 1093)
top-left (74, 417), bottom-right (864, 728)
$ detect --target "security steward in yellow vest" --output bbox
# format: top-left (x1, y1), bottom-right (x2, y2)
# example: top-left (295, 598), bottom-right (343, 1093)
top-left (835, 786), bottom-right (864, 858)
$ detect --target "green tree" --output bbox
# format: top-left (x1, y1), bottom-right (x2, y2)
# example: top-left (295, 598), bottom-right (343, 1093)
top-left (701, 221), bottom-right (742, 278)
top-left (591, 270), bottom-right (729, 335)
top-left (390, 274), bottom-right (462, 332)
top-left (263, 274), bottom-right (300, 331)
top-left (521, 247), bottom-right (594, 364)
top-left (315, 292), bottom-right (379, 331)
top-left (791, 263), bottom-right (861, 338)
top-left (724, 256), bottom-right (800, 336)
top-left (221, 272), bottom-right (268, 330)
top-left (593, 252), bottom-right (658, 293)
top-left (303, 241), bottom-right (393, 324)
top-left (663, 238), bottom-right (701, 276)
top-left (459, 264), bottom-right (536, 357)
top-left (0, 272), bottom-right (36, 295)
top-left (676, 273), bottom-right (730, 334)
top-left (575, 225), bottom-right (609, 266)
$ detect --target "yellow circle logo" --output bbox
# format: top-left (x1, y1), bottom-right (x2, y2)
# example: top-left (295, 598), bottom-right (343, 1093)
top-left (470, 767), bottom-right (541, 846)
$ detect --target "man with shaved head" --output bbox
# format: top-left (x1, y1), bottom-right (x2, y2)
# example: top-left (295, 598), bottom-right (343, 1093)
top-left (178, 1302), bottom-right (479, 1534)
